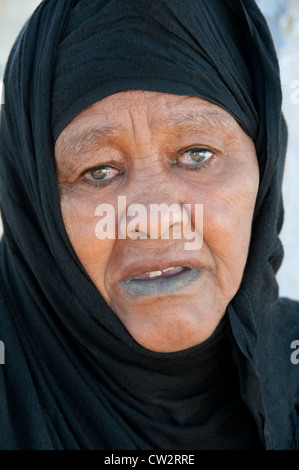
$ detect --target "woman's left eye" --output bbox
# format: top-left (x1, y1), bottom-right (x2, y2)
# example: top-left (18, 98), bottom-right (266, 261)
top-left (176, 148), bottom-right (215, 168)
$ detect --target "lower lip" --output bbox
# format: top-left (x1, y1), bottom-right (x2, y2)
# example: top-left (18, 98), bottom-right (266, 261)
top-left (119, 268), bottom-right (203, 297)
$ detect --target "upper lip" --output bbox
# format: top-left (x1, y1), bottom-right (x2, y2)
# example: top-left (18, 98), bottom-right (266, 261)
top-left (116, 254), bottom-right (206, 283)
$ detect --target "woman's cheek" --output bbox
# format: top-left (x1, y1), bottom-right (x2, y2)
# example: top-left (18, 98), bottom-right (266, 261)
top-left (195, 176), bottom-right (257, 291)
top-left (60, 190), bottom-right (113, 274)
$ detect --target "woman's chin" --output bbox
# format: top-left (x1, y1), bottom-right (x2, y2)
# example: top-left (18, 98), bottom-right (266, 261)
top-left (110, 291), bottom-right (226, 353)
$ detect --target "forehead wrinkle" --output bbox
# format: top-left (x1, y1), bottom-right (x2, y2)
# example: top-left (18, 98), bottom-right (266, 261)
top-left (56, 107), bottom-right (239, 162)
top-left (57, 125), bottom-right (125, 160)
top-left (156, 110), bottom-right (235, 135)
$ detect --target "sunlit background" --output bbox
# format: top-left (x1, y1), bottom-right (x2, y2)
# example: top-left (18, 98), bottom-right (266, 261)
top-left (0, 0), bottom-right (298, 300)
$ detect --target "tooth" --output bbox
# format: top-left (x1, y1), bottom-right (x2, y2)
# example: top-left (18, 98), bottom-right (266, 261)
top-left (162, 267), bottom-right (176, 273)
top-left (148, 270), bottom-right (162, 278)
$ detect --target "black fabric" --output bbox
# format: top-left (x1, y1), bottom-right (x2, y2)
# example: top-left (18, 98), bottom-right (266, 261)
top-left (0, 0), bottom-right (298, 450)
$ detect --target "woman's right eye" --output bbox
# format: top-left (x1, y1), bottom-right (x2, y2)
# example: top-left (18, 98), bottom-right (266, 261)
top-left (83, 166), bottom-right (122, 184)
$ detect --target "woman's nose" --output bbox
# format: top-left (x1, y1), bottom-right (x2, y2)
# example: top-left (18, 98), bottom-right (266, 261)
top-left (121, 201), bottom-right (185, 240)
top-left (117, 195), bottom-right (203, 250)
top-left (116, 167), bottom-right (184, 239)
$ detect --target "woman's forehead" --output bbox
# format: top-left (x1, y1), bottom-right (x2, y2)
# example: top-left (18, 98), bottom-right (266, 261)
top-left (55, 91), bottom-right (253, 168)
top-left (56, 91), bottom-right (241, 145)
top-left (69, 91), bottom-right (234, 121)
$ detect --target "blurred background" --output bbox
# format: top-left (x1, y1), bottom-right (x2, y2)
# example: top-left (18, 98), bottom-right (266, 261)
top-left (0, 0), bottom-right (298, 300)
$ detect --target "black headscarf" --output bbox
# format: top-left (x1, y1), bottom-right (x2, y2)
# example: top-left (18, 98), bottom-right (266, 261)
top-left (0, 0), bottom-right (298, 450)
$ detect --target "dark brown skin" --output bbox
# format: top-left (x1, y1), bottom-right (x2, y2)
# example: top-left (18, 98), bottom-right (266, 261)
top-left (55, 90), bottom-right (259, 352)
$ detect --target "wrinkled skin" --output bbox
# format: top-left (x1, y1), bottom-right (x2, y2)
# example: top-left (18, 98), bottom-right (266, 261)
top-left (55, 91), bottom-right (259, 352)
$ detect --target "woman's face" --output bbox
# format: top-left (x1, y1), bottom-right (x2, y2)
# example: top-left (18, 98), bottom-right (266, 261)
top-left (55, 91), bottom-right (259, 352)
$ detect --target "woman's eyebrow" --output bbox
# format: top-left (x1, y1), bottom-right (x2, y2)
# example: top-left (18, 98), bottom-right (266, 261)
top-left (162, 110), bottom-right (233, 133)
top-left (58, 110), bottom-right (234, 160)
top-left (57, 125), bottom-right (125, 160)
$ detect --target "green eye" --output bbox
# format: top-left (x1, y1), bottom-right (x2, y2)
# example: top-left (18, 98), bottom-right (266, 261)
top-left (179, 149), bottom-right (214, 166)
top-left (88, 166), bottom-right (120, 181)
top-left (81, 165), bottom-right (123, 188)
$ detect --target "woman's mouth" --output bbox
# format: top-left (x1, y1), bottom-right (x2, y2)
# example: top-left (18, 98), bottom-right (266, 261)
top-left (119, 266), bottom-right (202, 297)
top-left (132, 266), bottom-right (185, 280)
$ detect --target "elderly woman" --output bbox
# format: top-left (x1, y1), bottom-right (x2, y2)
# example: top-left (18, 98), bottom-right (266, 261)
top-left (0, 0), bottom-right (298, 450)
